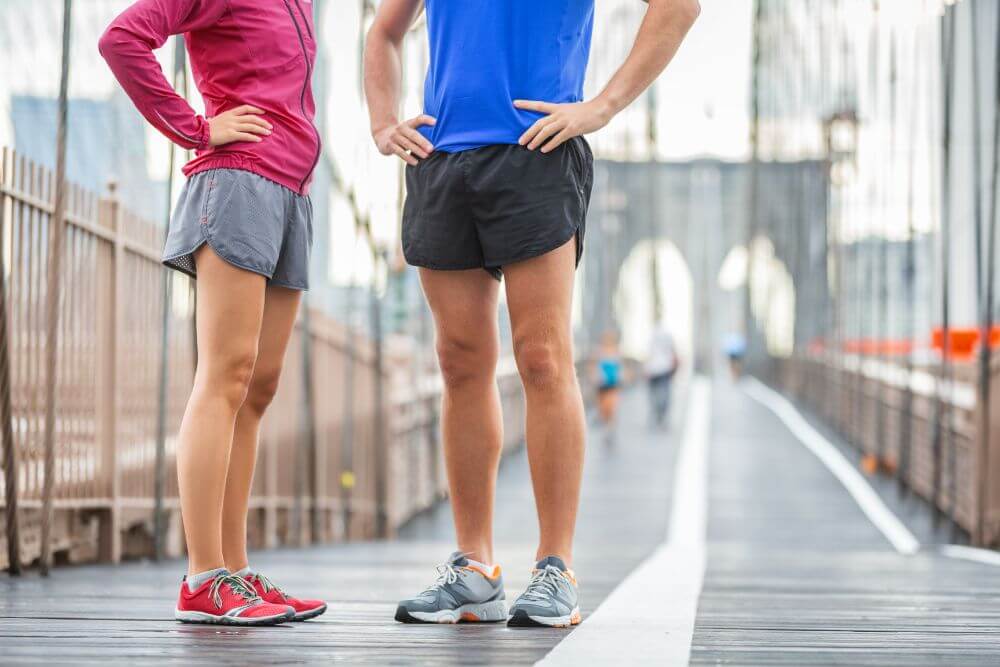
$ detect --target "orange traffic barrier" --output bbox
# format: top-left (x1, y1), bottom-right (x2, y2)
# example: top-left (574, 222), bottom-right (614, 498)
top-left (840, 338), bottom-right (914, 356)
top-left (931, 327), bottom-right (989, 360)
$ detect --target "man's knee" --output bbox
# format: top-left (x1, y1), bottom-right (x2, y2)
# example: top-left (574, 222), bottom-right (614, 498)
top-left (514, 333), bottom-right (573, 391)
top-left (436, 335), bottom-right (497, 388)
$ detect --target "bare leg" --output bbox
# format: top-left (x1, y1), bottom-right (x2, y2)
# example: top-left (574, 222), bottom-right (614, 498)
top-left (222, 285), bottom-right (302, 573)
top-left (504, 240), bottom-right (584, 567)
top-left (177, 246), bottom-right (266, 576)
top-left (419, 268), bottom-right (502, 564)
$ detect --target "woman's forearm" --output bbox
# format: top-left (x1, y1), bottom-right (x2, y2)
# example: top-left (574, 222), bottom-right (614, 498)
top-left (98, 0), bottom-right (224, 150)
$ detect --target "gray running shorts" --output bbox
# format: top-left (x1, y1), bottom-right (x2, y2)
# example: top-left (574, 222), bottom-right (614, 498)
top-left (163, 168), bottom-right (313, 290)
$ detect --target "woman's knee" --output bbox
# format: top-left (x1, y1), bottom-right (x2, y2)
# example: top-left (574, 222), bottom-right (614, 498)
top-left (198, 347), bottom-right (258, 411)
top-left (436, 334), bottom-right (497, 388)
top-left (242, 368), bottom-right (282, 417)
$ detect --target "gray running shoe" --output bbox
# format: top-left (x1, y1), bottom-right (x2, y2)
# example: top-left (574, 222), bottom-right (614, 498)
top-left (395, 551), bottom-right (507, 624)
top-left (508, 555), bottom-right (581, 628)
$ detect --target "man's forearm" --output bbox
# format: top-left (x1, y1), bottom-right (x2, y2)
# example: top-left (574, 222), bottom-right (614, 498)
top-left (593, 0), bottom-right (701, 120)
top-left (364, 27), bottom-right (404, 134)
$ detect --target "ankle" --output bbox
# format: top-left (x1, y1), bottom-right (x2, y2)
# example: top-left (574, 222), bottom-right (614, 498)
top-left (185, 566), bottom-right (228, 591)
top-left (224, 556), bottom-right (250, 574)
top-left (188, 561), bottom-right (227, 578)
top-left (535, 550), bottom-right (573, 569)
top-left (458, 544), bottom-right (494, 565)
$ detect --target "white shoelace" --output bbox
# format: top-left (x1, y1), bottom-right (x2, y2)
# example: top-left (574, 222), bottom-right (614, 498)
top-left (520, 566), bottom-right (569, 602)
top-left (208, 574), bottom-right (262, 609)
top-left (421, 557), bottom-right (467, 595)
top-left (246, 572), bottom-right (287, 600)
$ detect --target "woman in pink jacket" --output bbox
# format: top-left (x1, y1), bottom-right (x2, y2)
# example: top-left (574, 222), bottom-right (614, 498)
top-left (100, 0), bottom-right (326, 625)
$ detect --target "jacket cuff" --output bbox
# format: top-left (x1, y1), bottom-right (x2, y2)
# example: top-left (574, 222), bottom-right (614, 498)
top-left (195, 116), bottom-right (211, 151)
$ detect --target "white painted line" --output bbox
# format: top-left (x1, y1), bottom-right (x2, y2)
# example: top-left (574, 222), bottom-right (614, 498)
top-left (941, 544), bottom-right (1000, 566)
top-left (742, 377), bottom-right (920, 556)
top-left (537, 377), bottom-right (712, 667)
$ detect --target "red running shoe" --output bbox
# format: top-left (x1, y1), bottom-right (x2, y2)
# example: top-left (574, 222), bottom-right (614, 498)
top-left (245, 571), bottom-right (328, 621)
top-left (175, 572), bottom-right (294, 625)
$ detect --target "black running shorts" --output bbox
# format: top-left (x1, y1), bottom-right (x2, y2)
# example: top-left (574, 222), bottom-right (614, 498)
top-left (401, 137), bottom-right (594, 280)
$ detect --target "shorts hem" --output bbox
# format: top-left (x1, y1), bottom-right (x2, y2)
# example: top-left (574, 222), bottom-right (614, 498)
top-left (268, 278), bottom-right (310, 291)
top-left (404, 254), bottom-right (503, 280)
top-left (486, 223), bottom-right (583, 272)
top-left (162, 235), bottom-right (275, 282)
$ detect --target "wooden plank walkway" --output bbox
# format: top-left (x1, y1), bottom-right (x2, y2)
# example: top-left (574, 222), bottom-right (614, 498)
top-left (2, 380), bottom-right (1000, 665)
top-left (692, 382), bottom-right (1000, 666)
top-left (0, 388), bottom-right (680, 665)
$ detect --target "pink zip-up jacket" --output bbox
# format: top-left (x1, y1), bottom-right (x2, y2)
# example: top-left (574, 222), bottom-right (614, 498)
top-left (99, 0), bottom-right (320, 195)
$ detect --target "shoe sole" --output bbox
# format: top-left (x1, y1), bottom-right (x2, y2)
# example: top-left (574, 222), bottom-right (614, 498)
top-left (174, 608), bottom-right (294, 626)
top-left (395, 600), bottom-right (507, 624)
top-left (293, 604), bottom-right (328, 622)
top-left (507, 607), bottom-right (581, 628)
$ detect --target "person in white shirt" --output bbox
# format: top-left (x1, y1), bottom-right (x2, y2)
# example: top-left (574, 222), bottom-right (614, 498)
top-left (646, 324), bottom-right (679, 428)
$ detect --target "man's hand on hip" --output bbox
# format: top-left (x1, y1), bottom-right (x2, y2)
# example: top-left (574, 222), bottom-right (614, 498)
top-left (373, 114), bottom-right (437, 166)
top-left (514, 99), bottom-right (612, 153)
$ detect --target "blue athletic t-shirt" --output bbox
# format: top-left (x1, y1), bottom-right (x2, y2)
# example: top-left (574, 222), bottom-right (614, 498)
top-left (420, 0), bottom-right (596, 153)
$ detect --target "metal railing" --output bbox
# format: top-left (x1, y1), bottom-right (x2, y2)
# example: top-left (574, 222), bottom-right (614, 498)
top-left (0, 146), bottom-right (526, 571)
top-left (744, 0), bottom-right (1000, 548)
top-left (764, 352), bottom-right (1000, 546)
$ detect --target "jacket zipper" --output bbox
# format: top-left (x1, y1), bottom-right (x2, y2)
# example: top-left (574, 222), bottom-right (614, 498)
top-left (282, 0), bottom-right (321, 193)
top-left (293, 0), bottom-right (313, 40)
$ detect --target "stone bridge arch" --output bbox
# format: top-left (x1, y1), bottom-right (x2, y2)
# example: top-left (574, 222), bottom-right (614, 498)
top-left (578, 159), bottom-right (828, 372)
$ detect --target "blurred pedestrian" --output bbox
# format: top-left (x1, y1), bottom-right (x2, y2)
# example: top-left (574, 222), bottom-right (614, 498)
top-left (646, 322), bottom-right (679, 429)
top-left (594, 331), bottom-right (625, 441)
top-left (724, 332), bottom-right (747, 379)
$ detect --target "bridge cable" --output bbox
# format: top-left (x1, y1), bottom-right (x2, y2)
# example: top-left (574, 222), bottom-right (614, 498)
top-left (898, 15), bottom-right (925, 500)
top-left (152, 36), bottom-right (188, 562)
top-left (932, 3), bottom-right (956, 532)
top-left (948, 0), bottom-right (985, 542)
top-left (974, 0), bottom-right (1000, 546)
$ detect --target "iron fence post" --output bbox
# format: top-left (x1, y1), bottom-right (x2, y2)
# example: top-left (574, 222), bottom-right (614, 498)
top-left (0, 148), bottom-right (20, 575)
top-left (153, 36), bottom-right (188, 561)
top-left (39, 0), bottom-right (73, 576)
top-left (299, 304), bottom-right (320, 544)
top-left (371, 251), bottom-right (388, 538)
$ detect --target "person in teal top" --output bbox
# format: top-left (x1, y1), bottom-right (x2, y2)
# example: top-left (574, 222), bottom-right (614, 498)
top-left (365, 0), bottom-right (701, 628)
top-left (594, 332), bottom-right (625, 446)
top-left (598, 356), bottom-right (624, 391)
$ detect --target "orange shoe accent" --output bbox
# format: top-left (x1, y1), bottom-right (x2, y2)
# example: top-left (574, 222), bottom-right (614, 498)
top-left (570, 610), bottom-right (582, 625)
top-left (460, 612), bottom-right (481, 622)
top-left (465, 564), bottom-right (502, 580)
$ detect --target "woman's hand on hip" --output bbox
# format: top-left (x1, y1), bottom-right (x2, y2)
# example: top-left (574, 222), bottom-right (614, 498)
top-left (208, 105), bottom-right (273, 146)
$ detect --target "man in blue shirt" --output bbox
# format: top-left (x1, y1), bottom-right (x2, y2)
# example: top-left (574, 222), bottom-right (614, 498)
top-left (365, 0), bottom-right (699, 628)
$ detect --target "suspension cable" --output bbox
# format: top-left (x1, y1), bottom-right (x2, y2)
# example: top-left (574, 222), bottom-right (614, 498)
top-left (932, 2), bottom-right (956, 531)
top-left (974, 0), bottom-right (1000, 546)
